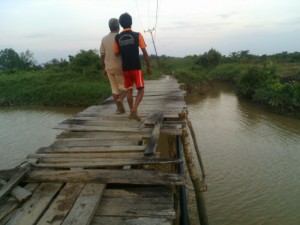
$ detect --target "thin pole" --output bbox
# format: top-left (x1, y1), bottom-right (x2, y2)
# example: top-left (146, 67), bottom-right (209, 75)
top-left (187, 117), bottom-right (206, 177)
top-left (144, 28), bottom-right (158, 57)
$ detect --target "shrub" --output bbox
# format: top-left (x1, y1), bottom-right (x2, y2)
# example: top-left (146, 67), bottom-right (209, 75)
top-left (70, 49), bottom-right (101, 75)
top-left (196, 48), bottom-right (222, 68)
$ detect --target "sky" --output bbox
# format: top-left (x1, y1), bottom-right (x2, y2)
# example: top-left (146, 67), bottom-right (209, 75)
top-left (0, 0), bottom-right (299, 64)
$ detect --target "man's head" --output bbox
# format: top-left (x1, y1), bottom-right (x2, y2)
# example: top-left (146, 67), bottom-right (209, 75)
top-left (119, 13), bottom-right (132, 29)
top-left (109, 18), bottom-right (119, 32)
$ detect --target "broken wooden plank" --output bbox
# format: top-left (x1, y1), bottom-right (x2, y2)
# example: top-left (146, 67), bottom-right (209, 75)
top-left (0, 179), bottom-right (31, 202)
top-left (0, 159), bottom-right (37, 180)
top-left (0, 183), bottom-right (38, 222)
top-left (5, 183), bottom-right (63, 225)
top-left (61, 183), bottom-right (106, 225)
top-left (0, 166), bottom-right (32, 202)
top-left (36, 183), bottom-right (84, 225)
top-left (144, 112), bottom-right (164, 156)
top-left (25, 169), bottom-right (185, 185)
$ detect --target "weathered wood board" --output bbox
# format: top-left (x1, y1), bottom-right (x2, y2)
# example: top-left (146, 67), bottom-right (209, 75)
top-left (25, 169), bottom-right (185, 185)
top-left (5, 183), bottom-right (63, 225)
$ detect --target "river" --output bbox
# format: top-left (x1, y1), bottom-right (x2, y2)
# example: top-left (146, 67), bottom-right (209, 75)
top-left (186, 82), bottom-right (300, 225)
top-left (0, 106), bottom-right (84, 169)
top-left (0, 83), bottom-right (299, 225)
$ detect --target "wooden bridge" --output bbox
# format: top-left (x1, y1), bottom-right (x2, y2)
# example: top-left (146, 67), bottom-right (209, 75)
top-left (0, 77), bottom-right (207, 225)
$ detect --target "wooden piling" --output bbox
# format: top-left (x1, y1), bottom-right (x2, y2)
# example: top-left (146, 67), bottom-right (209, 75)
top-left (180, 110), bottom-right (209, 225)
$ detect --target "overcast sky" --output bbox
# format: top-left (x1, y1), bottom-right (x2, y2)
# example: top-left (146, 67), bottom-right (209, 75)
top-left (1, 0), bottom-right (299, 64)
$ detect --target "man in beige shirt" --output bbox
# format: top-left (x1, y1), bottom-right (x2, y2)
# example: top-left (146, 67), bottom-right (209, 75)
top-left (100, 18), bottom-right (127, 114)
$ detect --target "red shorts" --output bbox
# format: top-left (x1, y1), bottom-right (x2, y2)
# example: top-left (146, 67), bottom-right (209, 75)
top-left (123, 70), bottom-right (144, 89)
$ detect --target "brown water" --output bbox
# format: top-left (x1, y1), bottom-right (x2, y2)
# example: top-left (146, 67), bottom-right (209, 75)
top-left (186, 83), bottom-right (300, 225)
top-left (0, 85), bottom-right (299, 225)
top-left (0, 106), bottom-right (83, 169)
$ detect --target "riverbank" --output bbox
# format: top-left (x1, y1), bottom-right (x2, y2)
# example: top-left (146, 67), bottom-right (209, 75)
top-left (1, 54), bottom-right (299, 118)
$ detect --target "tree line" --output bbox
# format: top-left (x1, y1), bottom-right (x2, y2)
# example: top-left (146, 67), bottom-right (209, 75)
top-left (0, 48), bottom-right (101, 75)
top-left (1, 47), bottom-right (300, 74)
top-left (0, 47), bottom-right (299, 116)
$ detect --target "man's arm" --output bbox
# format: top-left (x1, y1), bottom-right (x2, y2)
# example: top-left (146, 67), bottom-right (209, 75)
top-left (100, 54), bottom-right (107, 77)
top-left (114, 40), bottom-right (120, 57)
top-left (141, 48), bottom-right (152, 75)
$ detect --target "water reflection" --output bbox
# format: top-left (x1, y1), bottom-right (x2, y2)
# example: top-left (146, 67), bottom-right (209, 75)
top-left (186, 83), bottom-right (300, 225)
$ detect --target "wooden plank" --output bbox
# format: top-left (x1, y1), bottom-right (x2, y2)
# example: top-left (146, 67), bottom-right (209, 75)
top-left (56, 131), bottom-right (151, 140)
top-left (95, 198), bottom-right (175, 218)
top-left (61, 183), bottom-right (106, 225)
top-left (61, 119), bottom-right (142, 127)
top-left (36, 183), bottom-right (84, 225)
top-left (103, 187), bottom-right (173, 199)
top-left (0, 183), bottom-right (38, 222)
top-left (5, 183), bottom-right (63, 225)
top-left (27, 152), bottom-right (159, 160)
top-left (25, 169), bottom-right (185, 185)
top-left (50, 139), bottom-right (140, 148)
top-left (54, 124), bottom-right (149, 132)
top-left (75, 111), bottom-right (180, 119)
top-left (35, 156), bottom-right (171, 164)
top-left (0, 179), bottom-right (32, 202)
top-left (36, 158), bottom-right (182, 169)
top-left (91, 216), bottom-right (173, 225)
top-left (161, 128), bottom-right (182, 136)
top-left (36, 145), bottom-right (146, 153)
top-left (0, 167), bottom-right (31, 202)
top-left (144, 112), bottom-right (164, 156)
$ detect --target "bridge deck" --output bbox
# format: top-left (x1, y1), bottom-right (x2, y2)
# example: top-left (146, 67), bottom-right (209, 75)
top-left (0, 77), bottom-right (188, 225)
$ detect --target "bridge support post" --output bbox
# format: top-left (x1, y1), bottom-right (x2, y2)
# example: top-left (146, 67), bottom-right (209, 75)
top-left (180, 110), bottom-right (209, 225)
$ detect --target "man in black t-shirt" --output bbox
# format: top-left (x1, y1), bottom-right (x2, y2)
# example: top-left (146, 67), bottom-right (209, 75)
top-left (114, 12), bottom-right (152, 122)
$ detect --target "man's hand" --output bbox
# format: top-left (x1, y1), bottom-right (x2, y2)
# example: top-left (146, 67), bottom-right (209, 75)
top-left (147, 66), bottom-right (152, 75)
top-left (102, 70), bottom-right (108, 77)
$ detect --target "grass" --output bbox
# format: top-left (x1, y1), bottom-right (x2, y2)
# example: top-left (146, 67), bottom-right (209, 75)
top-left (0, 70), bottom-right (111, 106)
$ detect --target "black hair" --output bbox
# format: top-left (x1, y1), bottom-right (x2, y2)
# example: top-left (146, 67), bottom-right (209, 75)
top-left (119, 12), bottom-right (132, 29)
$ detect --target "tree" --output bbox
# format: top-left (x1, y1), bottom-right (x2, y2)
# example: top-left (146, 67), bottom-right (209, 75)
top-left (0, 48), bottom-right (20, 72)
top-left (196, 48), bottom-right (222, 68)
top-left (70, 49), bottom-right (100, 75)
top-left (19, 49), bottom-right (36, 70)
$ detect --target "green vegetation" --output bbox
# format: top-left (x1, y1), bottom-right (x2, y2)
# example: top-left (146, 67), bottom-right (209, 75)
top-left (155, 49), bottom-right (300, 117)
top-left (0, 49), bottom-right (110, 106)
top-left (1, 47), bottom-right (299, 117)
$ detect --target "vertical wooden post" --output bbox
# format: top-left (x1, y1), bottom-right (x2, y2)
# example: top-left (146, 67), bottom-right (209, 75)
top-left (187, 117), bottom-right (206, 177)
top-left (180, 110), bottom-right (209, 225)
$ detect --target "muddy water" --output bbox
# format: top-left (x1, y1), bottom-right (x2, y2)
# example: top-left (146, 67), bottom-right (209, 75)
top-left (0, 84), bottom-right (299, 225)
top-left (0, 106), bottom-right (83, 169)
top-left (186, 83), bottom-right (300, 225)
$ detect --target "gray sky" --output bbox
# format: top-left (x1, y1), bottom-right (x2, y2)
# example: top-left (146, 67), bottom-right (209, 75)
top-left (1, 0), bottom-right (299, 64)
